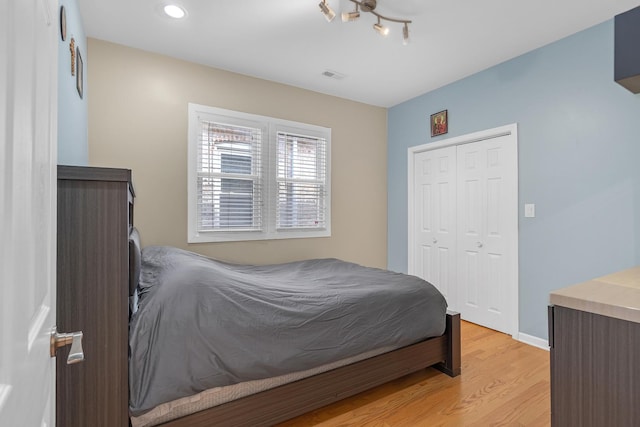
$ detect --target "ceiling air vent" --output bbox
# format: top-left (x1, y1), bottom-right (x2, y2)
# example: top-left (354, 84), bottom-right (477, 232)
top-left (615, 5), bottom-right (640, 93)
top-left (322, 70), bottom-right (346, 80)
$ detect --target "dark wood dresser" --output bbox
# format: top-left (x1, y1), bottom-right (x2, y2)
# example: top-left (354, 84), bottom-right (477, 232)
top-left (549, 267), bottom-right (640, 427)
top-left (56, 165), bottom-right (133, 427)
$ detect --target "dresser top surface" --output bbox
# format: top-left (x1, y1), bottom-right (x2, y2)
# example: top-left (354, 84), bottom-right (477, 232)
top-left (58, 165), bottom-right (134, 196)
top-left (550, 266), bottom-right (640, 323)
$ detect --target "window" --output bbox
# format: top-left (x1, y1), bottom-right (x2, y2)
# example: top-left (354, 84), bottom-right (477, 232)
top-left (196, 121), bottom-right (262, 232)
top-left (188, 104), bottom-right (331, 243)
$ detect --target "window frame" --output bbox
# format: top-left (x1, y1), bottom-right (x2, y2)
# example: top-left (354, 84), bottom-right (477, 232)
top-left (188, 103), bottom-right (331, 243)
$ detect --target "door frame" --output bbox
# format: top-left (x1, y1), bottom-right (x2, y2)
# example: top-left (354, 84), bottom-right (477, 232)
top-left (408, 123), bottom-right (519, 338)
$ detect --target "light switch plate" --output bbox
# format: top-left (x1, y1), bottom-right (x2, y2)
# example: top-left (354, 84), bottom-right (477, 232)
top-left (525, 204), bottom-right (535, 218)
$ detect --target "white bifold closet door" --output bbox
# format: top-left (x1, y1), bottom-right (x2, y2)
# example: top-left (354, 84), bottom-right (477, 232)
top-left (413, 146), bottom-right (458, 307)
top-left (456, 135), bottom-right (516, 334)
top-left (411, 130), bottom-right (517, 335)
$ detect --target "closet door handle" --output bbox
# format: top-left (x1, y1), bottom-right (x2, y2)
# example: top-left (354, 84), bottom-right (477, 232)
top-left (50, 326), bottom-right (85, 364)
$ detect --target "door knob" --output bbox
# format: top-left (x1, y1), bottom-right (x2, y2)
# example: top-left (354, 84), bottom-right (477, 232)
top-left (50, 326), bottom-right (84, 364)
top-left (433, 238), bottom-right (438, 244)
top-left (477, 242), bottom-right (483, 248)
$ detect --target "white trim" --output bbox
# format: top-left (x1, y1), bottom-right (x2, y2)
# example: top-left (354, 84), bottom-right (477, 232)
top-left (516, 332), bottom-right (550, 351)
top-left (409, 125), bottom-right (514, 154)
top-left (187, 103), bottom-right (331, 243)
top-left (408, 123), bottom-right (519, 339)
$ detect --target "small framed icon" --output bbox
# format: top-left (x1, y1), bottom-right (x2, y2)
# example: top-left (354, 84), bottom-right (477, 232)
top-left (430, 110), bottom-right (448, 137)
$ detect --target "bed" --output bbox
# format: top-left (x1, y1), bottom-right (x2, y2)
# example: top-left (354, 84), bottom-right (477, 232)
top-left (127, 240), bottom-right (461, 427)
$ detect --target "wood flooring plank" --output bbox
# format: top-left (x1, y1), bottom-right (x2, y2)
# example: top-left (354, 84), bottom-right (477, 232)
top-left (279, 322), bottom-right (550, 427)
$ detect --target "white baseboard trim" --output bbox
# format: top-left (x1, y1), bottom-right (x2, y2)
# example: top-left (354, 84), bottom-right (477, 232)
top-left (516, 332), bottom-right (549, 351)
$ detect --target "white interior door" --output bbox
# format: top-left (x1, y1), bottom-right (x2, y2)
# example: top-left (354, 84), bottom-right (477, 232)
top-left (412, 147), bottom-right (458, 309)
top-left (0, 0), bottom-right (58, 425)
top-left (457, 135), bottom-right (517, 334)
top-left (409, 125), bottom-right (518, 337)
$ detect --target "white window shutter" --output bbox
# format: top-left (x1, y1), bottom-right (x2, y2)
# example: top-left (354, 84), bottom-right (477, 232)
top-left (197, 120), bottom-right (263, 232)
top-left (276, 131), bottom-right (328, 230)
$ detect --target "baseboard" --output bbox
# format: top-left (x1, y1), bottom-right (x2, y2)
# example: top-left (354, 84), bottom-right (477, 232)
top-left (516, 332), bottom-right (549, 351)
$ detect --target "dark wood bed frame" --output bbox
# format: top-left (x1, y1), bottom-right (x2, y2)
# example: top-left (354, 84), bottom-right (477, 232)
top-left (58, 166), bottom-right (460, 427)
top-left (156, 311), bottom-right (461, 427)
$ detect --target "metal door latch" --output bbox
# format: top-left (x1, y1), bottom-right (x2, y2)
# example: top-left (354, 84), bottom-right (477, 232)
top-left (50, 326), bottom-right (84, 364)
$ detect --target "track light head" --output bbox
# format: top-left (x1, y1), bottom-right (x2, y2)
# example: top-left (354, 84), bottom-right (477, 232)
top-left (342, 4), bottom-right (360, 22)
top-left (319, 0), bottom-right (336, 22)
top-left (342, 10), bottom-right (360, 22)
top-left (373, 18), bottom-right (389, 36)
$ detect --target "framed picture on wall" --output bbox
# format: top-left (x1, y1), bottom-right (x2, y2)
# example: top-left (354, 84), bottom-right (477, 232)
top-left (76, 47), bottom-right (83, 99)
top-left (430, 110), bottom-right (448, 137)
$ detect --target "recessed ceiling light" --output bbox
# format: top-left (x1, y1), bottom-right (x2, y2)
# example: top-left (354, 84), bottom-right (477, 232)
top-left (163, 4), bottom-right (186, 19)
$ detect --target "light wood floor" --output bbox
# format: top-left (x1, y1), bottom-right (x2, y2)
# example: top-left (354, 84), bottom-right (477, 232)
top-left (278, 321), bottom-right (550, 427)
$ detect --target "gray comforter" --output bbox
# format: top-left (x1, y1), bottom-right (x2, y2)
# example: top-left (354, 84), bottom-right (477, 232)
top-left (129, 246), bottom-right (447, 415)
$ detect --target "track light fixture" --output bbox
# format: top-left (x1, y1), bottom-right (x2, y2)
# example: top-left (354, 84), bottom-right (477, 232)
top-left (320, 0), bottom-right (412, 44)
top-left (319, 0), bottom-right (335, 22)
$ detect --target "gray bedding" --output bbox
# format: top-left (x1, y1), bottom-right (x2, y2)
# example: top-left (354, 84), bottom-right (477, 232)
top-left (129, 246), bottom-right (447, 416)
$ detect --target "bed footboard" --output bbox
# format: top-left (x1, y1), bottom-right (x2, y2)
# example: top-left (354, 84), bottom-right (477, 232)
top-left (435, 311), bottom-right (461, 377)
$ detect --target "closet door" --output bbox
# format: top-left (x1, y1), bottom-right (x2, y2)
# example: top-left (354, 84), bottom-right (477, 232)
top-left (457, 135), bottom-right (516, 334)
top-left (412, 146), bottom-right (458, 309)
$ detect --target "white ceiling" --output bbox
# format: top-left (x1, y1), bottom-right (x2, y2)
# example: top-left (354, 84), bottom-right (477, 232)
top-left (77, 0), bottom-right (640, 108)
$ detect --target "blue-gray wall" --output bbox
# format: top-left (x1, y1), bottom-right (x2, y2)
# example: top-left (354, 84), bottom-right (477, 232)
top-left (58, 0), bottom-right (88, 165)
top-left (388, 20), bottom-right (640, 340)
